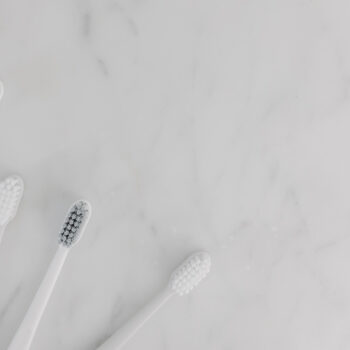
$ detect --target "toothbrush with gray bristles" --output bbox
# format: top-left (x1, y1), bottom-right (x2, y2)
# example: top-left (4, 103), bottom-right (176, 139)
top-left (8, 200), bottom-right (92, 350)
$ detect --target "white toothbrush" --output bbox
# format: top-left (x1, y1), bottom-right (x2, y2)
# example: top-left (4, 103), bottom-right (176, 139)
top-left (0, 175), bottom-right (24, 244)
top-left (0, 80), bottom-right (4, 102)
top-left (8, 200), bottom-right (92, 350)
top-left (97, 251), bottom-right (211, 350)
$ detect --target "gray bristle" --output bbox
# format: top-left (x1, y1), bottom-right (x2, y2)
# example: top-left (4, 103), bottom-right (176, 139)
top-left (59, 200), bottom-right (90, 247)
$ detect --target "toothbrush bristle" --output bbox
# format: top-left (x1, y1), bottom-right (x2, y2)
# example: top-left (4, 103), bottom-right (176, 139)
top-left (0, 81), bottom-right (4, 101)
top-left (169, 251), bottom-right (211, 296)
top-left (0, 175), bottom-right (24, 226)
top-left (59, 200), bottom-right (91, 247)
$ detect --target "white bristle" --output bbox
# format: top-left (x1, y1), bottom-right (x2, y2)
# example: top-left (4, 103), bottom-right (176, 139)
top-left (0, 81), bottom-right (4, 101)
top-left (0, 175), bottom-right (24, 226)
top-left (169, 251), bottom-right (211, 296)
top-left (59, 200), bottom-right (91, 248)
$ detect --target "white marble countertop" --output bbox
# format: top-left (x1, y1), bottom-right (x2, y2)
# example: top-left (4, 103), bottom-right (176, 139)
top-left (1, 0), bottom-right (350, 349)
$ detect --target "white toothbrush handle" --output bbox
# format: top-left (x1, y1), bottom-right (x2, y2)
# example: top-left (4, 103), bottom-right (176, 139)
top-left (0, 225), bottom-right (5, 244)
top-left (97, 287), bottom-right (174, 350)
top-left (8, 245), bottom-right (68, 350)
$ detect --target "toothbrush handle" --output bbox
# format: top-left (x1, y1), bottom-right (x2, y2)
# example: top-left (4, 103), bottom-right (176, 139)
top-left (0, 225), bottom-right (5, 245)
top-left (8, 245), bottom-right (68, 350)
top-left (97, 287), bottom-right (174, 350)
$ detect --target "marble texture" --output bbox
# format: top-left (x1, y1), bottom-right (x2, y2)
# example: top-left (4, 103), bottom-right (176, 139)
top-left (1, 0), bottom-right (350, 349)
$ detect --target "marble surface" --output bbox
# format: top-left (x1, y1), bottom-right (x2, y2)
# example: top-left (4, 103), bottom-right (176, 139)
top-left (1, 0), bottom-right (350, 349)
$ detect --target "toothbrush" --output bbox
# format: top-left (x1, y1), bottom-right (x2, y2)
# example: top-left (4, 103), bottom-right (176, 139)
top-left (97, 251), bottom-right (211, 350)
top-left (0, 175), bottom-right (24, 244)
top-left (0, 80), bottom-right (3, 102)
top-left (8, 200), bottom-right (92, 350)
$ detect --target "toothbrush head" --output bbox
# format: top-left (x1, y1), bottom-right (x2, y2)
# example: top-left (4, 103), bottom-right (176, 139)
top-left (0, 81), bottom-right (3, 102)
top-left (169, 251), bottom-right (211, 296)
top-left (59, 200), bottom-right (91, 247)
top-left (0, 175), bottom-right (24, 227)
